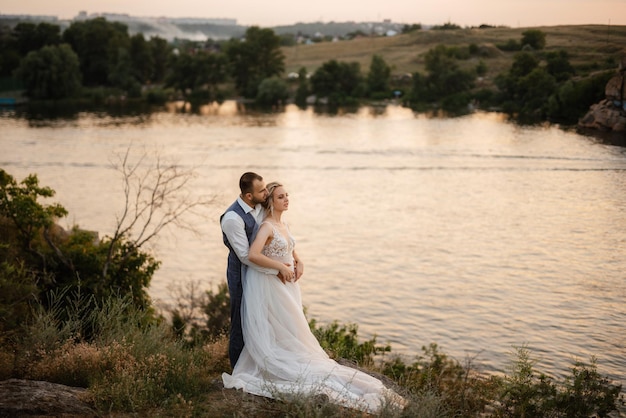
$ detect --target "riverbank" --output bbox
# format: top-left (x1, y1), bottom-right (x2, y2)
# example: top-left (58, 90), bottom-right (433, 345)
top-left (0, 291), bottom-right (623, 417)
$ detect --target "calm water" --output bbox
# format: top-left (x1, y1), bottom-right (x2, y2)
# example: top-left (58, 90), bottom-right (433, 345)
top-left (2, 102), bottom-right (625, 385)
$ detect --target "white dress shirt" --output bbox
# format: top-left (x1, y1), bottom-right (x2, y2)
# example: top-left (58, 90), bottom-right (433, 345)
top-left (221, 197), bottom-right (277, 275)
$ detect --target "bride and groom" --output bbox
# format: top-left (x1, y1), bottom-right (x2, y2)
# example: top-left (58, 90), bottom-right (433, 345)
top-left (220, 172), bottom-right (406, 413)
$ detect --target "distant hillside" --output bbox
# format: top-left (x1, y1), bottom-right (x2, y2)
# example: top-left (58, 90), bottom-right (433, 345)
top-left (128, 20), bottom-right (407, 41)
top-left (0, 14), bottom-right (408, 41)
top-left (272, 21), bottom-right (406, 37)
top-left (282, 24), bottom-right (626, 84)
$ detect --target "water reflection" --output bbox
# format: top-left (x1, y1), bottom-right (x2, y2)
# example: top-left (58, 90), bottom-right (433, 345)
top-left (3, 101), bottom-right (159, 128)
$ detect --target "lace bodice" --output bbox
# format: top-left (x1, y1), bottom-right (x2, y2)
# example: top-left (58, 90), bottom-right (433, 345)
top-left (261, 222), bottom-right (295, 263)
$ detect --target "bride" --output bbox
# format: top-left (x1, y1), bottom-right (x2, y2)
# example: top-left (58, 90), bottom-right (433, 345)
top-left (222, 182), bottom-right (406, 413)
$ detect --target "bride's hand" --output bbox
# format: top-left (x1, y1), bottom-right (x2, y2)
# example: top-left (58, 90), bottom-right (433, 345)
top-left (278, 264), bottom-right (294, 284)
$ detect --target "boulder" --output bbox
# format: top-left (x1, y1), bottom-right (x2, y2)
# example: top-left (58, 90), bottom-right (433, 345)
top-left (579, 56), bottom-right (626, 133)
top-left (579, 99), bottom-right (626, 132)
top-left (0, 379), bottom-right (96, 417)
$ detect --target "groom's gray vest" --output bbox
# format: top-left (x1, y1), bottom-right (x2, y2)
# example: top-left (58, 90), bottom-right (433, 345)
top-left (221, 200), bottom-right (259, 368)
top-left (221, 201), bottom-right (259, 282)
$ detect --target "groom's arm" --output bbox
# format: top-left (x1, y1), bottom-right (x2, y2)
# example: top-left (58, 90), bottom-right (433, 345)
top-left (221, 213), bottom-right (278, 275)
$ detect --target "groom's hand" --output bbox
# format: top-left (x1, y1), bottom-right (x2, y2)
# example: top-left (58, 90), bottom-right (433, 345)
top-left (294, 260), bottom-right (303, 282)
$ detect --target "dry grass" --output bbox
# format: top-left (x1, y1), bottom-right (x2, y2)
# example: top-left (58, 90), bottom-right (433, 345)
top-left (283, 24), bottom-right (626, 83)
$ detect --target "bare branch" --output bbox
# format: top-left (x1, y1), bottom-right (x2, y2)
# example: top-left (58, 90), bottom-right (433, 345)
top-left (103, 144), bottom-right (215, 279)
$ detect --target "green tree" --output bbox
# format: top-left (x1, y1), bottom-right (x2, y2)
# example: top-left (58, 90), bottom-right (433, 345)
top-left (129, 33), bottom-right (154, 84)
top-left (401, 23), bottom-right (422, 33)
top-left (545, 50), bottom-right (575, 82)
top-left (423, 45), bottom-right (475, 99)
top-left (294, 67), bottom-right (310, 108)
top-left (407, 71), bottom-right (428, 104)
top-left (149, 36), bottom-right (170, 84)
top-left (166, 50), bottom-right (228, 102)
top-left (0, 30), bottom-right (22, 77)
top-left (367, 54), bottom-right (391, 98)
top-left (510, 52), bottom-right (540, 78)
top-left (405, 45), bottom-right (475, 111)
top-left (225, 26), bottom-right (285, 98)
top-left (547, 71), bottom-right (613, 124)
top-left (495, 52), bottom-right (557, 122)
top-left (495, 51), bottom-right (541, 101)
top-left (0, 168), bottom-right (159, 328)
top-left (310, 59), bottom-right (363, 105)
top-left (62, 17), bottom-right (130, 86)
top-left (517, 68), bottom-right (557, 120)
top-left (12, 22), bottom-right (61, 55)
top-left (521, 29), bottom-right (546, 50)
top-left (256, 76), bottom-right (289, 106)
top-left (108, 47), bottom-right (141, 97)
top-left (15, 44), bottom-right (82, 99)
top-left (0, 170), bottom-right (67, 251)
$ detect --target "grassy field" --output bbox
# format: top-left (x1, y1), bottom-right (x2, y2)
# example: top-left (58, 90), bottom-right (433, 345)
top-left (282, 24), bottom-right (626, 84)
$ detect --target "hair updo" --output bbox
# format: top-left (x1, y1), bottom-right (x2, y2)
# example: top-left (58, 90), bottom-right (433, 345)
top-left (263, 181), bottom-right (283, 216)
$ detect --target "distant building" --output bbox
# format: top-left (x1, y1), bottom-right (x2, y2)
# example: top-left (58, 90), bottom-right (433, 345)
top-left (73, 12), bottom-right (236, 26)
top-left (0, 14), bottom-right (58, 22)
top-left (168, 17), bottom-right (237, 26)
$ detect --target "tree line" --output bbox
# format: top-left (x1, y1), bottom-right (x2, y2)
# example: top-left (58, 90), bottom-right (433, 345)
top-left (0, 19), bottom-right (616, 124)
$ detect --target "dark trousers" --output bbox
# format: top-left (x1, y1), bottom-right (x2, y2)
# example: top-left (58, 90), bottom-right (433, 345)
top-left (227, 269), bottom-right (244, 369)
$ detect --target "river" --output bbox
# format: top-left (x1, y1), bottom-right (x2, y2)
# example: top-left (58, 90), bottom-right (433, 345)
top-left (2, 101), bottom-right (625, 385)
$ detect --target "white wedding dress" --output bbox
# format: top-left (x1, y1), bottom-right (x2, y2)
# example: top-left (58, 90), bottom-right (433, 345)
top-left (222, 222), bottom-right (405, 413)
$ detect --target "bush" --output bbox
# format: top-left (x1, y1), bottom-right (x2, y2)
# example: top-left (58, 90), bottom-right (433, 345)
top-left (0, 169), bottom-right (160, 336)
top-left (309, 319), bottom-right (390, 366)
top-left (497, 39), bottom-right (522, 52)
top-left (0, 260), bottom-right (38, 334)
top-left (492, 345), bottom-right (623, 417)
top-left (547, 71), bottom-right (613, 124)
top-left (521, 29), bottom-right (546, 50)
top-left (15, 43), bottom-right (82, 99)
top-left (144, 87), bottom-right (169, 105)
top-left (381, 343), bottom-right (495, 415)
top-left (256, 76), bottom-right (289, 106)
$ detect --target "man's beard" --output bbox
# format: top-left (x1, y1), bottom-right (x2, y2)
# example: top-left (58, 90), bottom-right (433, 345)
top-left (252, 197), bottom-right (266, 206)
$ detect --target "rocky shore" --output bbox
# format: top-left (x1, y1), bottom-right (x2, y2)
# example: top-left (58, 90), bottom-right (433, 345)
top-left (0, 379), bottom-right (95, 417)
top-left (579, 56), bottom-right (626, 133)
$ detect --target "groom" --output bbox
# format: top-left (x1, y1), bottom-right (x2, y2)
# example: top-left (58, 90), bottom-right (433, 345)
top-left (220, 172), bottom-right (278, 369)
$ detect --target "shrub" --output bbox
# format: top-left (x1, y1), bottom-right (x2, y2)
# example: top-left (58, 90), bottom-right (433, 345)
top-left (382, 343), bottom-right (495, 415)
top-left (521, 29), bottom-right (546, 50)
top-left (144, 87), bottom-right (169, 104)
top-left (492, 345), bottom-right (623, 417)
top-left (497, 39), bottom-right (521, 52)
top-left (309, 319), bottom-right (391, 366)
top-left (256, 76), bottom-right (289, 106)
top-left (0, 169), bottom-right (162, 336)
top-left (0, 260), bottom-right (38, 334)
top-left (547, 70), bottom-right (613, 124)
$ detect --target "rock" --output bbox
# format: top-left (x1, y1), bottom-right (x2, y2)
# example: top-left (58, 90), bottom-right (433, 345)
top-left (579, 99), bottom-right (626, 131)
top-left (579, 55), bottom-right (626, 134)
top-left (605, 73), bottom-right (624, 101)
top-left (579, 99), bottom-right (626, 132)
top-left (0, 379), bottom-right (96, 417)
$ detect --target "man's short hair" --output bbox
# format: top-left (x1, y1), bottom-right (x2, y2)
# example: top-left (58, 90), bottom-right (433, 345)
top-left (239, 172), bottom-right (263, 195)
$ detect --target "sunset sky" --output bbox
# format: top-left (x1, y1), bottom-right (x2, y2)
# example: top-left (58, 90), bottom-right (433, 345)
top-left (2, 0), bottom-right (625, 28)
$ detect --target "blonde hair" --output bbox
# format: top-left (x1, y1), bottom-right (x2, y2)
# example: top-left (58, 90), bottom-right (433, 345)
top-left (263, 181), bottom-right (283, 217)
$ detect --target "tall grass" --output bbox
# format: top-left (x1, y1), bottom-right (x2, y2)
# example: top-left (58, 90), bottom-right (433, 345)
top-left (6, 289), bottom-right (224, 413)
top-left (0, 286), bottom-right (622, 417)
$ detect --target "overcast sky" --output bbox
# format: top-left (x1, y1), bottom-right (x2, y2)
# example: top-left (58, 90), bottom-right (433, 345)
top-left (2, 0), bottom-right (625, 27)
